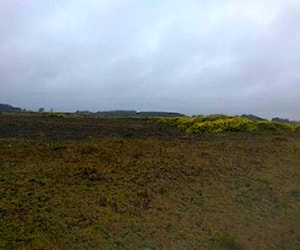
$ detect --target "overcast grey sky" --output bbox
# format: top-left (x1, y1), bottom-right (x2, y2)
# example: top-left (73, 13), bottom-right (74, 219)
top-left (0, 0), bottom-right (299, 119)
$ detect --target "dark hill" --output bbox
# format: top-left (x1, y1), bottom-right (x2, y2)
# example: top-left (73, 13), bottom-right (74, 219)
top-left (95, 110), bottom-right (185, 117)
top-left (272, 117), bottom-right (299, 124)
top-left (0, 103), bottom-right (22, 112)
top-left (241, 114), bottom-right (267, 121)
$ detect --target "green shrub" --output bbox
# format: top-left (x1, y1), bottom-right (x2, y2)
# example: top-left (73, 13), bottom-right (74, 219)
top-left (213, 234), bottom-right (241, 250)
top-left (294, 125), bottom-right (300, 131)
top-left (1, 161), bottom-right (10, 169)
top-left (157, 115), bottom-right (296, 134)
top-left (256, 121), bottom-right (292, 131)
top-left (74, 166), bottom-right (105, 182)
top-left (49, 142), bottom-right (67, 151)
top-left (47, 113), bottom-right (65, 118)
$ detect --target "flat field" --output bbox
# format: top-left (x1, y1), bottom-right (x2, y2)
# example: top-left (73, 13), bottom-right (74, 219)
top-left (0, 114), bottom-right (299, 249)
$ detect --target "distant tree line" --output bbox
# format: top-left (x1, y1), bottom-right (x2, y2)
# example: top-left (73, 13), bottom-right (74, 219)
top-left (75, 110), bottom-right (185, 117)
top-left (0, 103), bottom-right (299, 123)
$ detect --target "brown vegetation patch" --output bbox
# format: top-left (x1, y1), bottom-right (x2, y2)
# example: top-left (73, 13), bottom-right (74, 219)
top-left (0, 114), bottom-right (300, 249)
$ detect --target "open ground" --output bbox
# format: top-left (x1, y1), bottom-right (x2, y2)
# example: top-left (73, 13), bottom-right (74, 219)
top-left (0, 113), bottom-right (299, 249)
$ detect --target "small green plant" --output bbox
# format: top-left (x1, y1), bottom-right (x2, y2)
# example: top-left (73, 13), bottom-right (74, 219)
top-left (47, 113), bottom-right (65, 118)
top-left (74, 166), bottom-right (105, 182)
top-left (1, 161), bottom-right (10, 169)
top-left (80, 145), bottom-right (98, 154)
top-left (141, 239), bottom-right (155, 250)
top-left (213, 234), bottom-right (241, 250)
top-left (49, 142), bottom-right (67, 151)
top-left (289, 188), bottom-right (300, 201)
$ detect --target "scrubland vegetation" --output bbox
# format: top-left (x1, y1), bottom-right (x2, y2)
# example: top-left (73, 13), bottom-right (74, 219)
top-left (158, 115), bottom-right (298, 134)
top-left (0, 113), bottom-right (299, 249)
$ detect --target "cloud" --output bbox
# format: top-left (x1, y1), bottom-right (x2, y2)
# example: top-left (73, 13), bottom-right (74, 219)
top-left (0, 0), bottom-right (299, 119)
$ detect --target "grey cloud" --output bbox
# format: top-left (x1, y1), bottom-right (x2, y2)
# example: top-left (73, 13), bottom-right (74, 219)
top-left (0, 0), bottom-right (299, 119)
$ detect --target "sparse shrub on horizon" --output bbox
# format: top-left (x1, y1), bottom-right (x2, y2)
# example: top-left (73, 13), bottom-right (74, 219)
top-left (47, 112), bottom-right (65, 118)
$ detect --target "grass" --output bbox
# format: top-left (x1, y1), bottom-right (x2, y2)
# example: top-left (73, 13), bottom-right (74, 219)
top-left (45, 112), bottom-right (66, 118)
top-left (0, 114), bottom-right (300, 249)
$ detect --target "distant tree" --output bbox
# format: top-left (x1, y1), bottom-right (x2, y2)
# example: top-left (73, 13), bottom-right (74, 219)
top-left (39, 107), bottom-right (45, 112)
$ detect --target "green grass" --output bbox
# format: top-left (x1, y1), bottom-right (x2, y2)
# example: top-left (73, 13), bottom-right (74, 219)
top-left (46, 112), bottom-right (66, 118)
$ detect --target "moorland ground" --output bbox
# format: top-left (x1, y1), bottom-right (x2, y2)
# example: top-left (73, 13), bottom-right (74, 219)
top-left (0, 113), bottom-right (299, 249)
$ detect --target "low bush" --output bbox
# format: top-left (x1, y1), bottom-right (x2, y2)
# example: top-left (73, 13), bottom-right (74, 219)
top-left (47, 113), bottom-right (65, 118)
top-left (158, 115), bottom-right (296, 134)
top-left (49, 142), bottom-right (67, 151)
top-left (256, 121), bottom-right (292, 131)
top-left (213, 234), bottom-right (241, 250)
top-left (74, 166), bottom-right (106, 182)
top-left (294, 125), bottom-right (300, 131)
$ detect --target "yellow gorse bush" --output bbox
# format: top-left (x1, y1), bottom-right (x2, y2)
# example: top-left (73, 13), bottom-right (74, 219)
top-left (158, 115), bottom-right (295, 134)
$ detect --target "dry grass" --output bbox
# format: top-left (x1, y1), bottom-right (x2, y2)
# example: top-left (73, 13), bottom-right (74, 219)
top-left (0, 114), bottom-right (300, 249)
